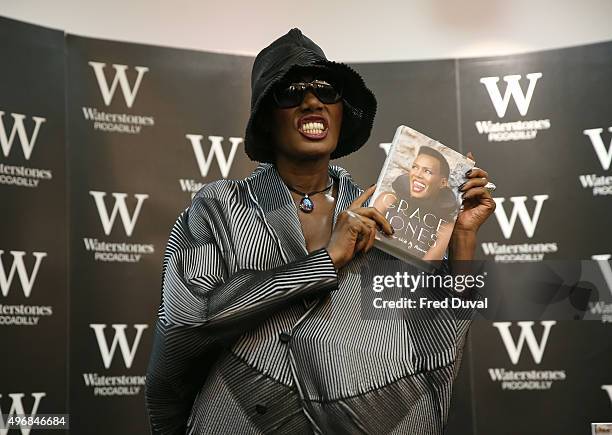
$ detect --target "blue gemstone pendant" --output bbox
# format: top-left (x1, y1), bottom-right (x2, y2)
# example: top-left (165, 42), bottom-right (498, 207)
top-left (299, 195), bottom-right (314, 213)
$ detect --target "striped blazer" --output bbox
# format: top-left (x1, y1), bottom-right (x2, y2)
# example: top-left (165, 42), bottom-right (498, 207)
top-left (145, 163), bottom-right (471, 434)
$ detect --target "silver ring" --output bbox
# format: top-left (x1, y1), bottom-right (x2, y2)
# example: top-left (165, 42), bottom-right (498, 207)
top-left (485, 182), bottom-right (497, 193)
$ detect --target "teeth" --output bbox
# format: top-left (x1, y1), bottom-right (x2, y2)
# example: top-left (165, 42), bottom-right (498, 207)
top-left (301, 121), bottom-right (325, 134)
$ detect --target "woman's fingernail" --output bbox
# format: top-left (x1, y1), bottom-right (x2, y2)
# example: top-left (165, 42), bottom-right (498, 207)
top-left (458, 182), bottom-right (466, 191)
top-left (466, 169), bottom-right (472, 176)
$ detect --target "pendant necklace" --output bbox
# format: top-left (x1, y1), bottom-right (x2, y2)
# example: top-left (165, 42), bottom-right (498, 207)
top-left (285, 177), bottom-right (334, 213)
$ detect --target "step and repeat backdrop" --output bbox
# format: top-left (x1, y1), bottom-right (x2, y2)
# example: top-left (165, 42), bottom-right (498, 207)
top-left (1, 15), bottom-right (611, 434)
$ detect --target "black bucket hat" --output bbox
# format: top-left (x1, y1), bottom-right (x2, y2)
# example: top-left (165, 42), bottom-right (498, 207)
top-left (244, 28), bottom-right (377, 162)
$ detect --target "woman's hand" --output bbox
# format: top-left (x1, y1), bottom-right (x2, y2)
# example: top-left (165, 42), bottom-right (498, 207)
top-left (454, 152), bottom-right (496, 235)
top-left (326, 185), bottom-right (394, 269)
top-left (449, 152), bottom-right (496, 262)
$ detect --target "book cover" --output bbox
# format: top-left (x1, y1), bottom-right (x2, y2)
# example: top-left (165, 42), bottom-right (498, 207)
top-left (371, 125), bottom-right (475, 270)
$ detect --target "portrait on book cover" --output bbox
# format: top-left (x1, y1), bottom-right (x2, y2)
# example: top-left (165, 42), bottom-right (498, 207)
top-left (372, 126), bottom-right (474, 261)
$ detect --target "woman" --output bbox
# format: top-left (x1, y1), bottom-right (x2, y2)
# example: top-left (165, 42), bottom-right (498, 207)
top-left (146, 28), bottom-right (495, 434)
top-left (373, 146), bottom-right (461, 261)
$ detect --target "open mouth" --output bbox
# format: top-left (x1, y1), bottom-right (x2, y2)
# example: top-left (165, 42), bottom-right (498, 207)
top-left (412, 180), bottom-right (426, 193)
top-left (297, 115), bottom-right (328, 140)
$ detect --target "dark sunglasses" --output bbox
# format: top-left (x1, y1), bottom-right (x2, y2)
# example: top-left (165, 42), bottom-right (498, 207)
top-left (272, 79), bottom-right (343, 108)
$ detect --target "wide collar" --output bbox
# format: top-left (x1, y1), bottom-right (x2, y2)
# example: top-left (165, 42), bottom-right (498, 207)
top-left (246, 163), bottom-right (363, 264)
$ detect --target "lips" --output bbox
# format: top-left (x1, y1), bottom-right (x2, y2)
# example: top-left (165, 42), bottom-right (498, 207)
top-left (412, 180), bottom-right (426, 193)
top-left (297, 115), bottom-right (328, 140)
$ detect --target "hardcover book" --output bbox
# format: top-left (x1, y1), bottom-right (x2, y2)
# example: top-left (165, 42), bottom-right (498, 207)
top-left (371, 125), bottom-right (475, 270)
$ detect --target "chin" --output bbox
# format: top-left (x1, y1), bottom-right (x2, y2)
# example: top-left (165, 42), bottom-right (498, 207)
top-left (293, 140), bottom-right (336, 159)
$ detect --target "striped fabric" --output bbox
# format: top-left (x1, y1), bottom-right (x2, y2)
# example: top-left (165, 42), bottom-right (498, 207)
top-left (146, 163), bottom-right (471, 434)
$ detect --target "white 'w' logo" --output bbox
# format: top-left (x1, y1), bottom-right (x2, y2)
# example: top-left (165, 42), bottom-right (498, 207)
top-left (480, 73), bottom-right (543, 118)
top-left (602, 385), bottom-right (612, 405)
top-left (90, 324), bottom-right (148, 369)
top-left (493, 195), bottom-right (548, 239)
top-left (0, 251), bottom-right (47, 298)
top-left (583, 127), bottom-right (612, 171)
top-left (89, 191), bottom-right (148, 237)
top-left (592, 254), bottom-right (612, 297)
top-left (0, 392), bottom-right (46, 435)
top-left (88, 62), bottom-right (149, 109)
top-left (186, 135), bottom-right (242, 178)
top-left (493, 321), bottom-right (556, 365)
top-left (0, 112), bottom-right (46, 160)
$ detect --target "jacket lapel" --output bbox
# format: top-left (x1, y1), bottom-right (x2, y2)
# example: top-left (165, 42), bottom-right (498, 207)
top-left (247, 163), bottom-right (364, 264)
top-left (331, 165), bottom-right (363, 226)
top-left (247, 164), bottom-right (308, 263)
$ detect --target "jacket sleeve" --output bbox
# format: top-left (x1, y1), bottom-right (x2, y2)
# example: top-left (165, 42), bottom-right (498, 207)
top-left (145, 194), bottom-right (338, 434)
